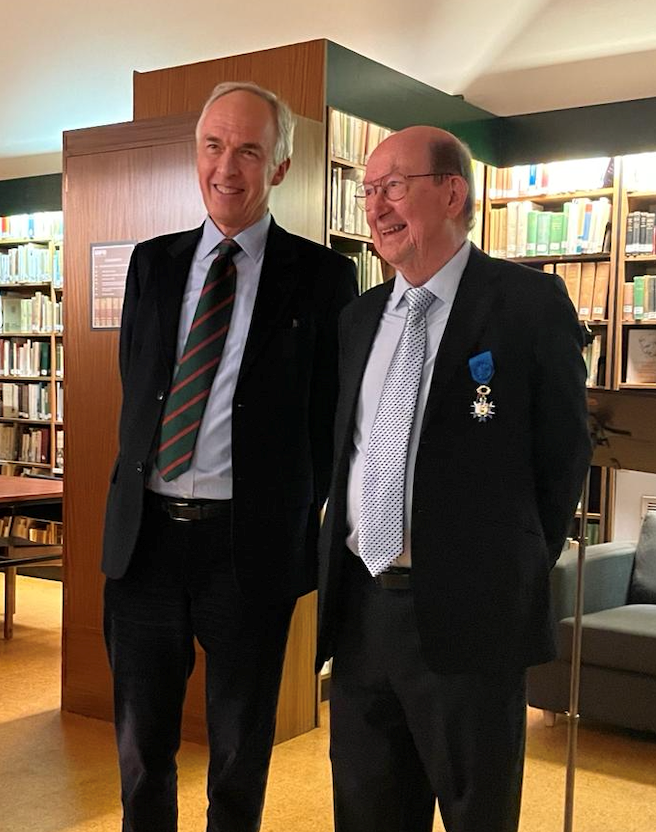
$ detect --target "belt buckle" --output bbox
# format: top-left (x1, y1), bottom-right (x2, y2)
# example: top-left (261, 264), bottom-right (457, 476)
top-left (167, 501), bottom-right (199, 522)
top-left (375, 569), bottom-right (411, 590)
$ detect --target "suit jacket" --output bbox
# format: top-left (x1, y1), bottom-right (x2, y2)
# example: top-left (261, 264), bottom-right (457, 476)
top-left (103, 218), bottom-right (357, 601)
top-left (317, 246), bottom-right (591, 673)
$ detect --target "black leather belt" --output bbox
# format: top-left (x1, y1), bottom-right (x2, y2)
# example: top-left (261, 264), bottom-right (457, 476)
top-left (374, 566), bottom-right (412, 590)
top-left (151, 493), bottom-right (231, 522)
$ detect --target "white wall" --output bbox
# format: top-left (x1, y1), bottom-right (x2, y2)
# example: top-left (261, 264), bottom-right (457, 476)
top-left (612, 470), bottom-right (656, 542)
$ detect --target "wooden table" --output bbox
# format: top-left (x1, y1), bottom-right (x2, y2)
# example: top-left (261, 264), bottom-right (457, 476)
top-left (0, 475), bottom-right (63, 639)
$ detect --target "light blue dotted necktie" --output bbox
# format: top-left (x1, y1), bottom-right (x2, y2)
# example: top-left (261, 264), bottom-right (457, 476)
top-left (359, 286), bottom-right (435, 576)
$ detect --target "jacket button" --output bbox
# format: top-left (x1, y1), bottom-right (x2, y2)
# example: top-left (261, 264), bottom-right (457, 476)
top-left (156, 390), bottom-right (166, 401)
top-left (235, 402), bottom-right (245, 409)
top-left (136, 462), bottom-right (144, 474)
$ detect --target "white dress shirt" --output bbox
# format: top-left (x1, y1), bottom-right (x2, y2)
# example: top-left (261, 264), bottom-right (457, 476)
top-left (346, 240), bottom-right (471, 566)
top-left (148, 213), bottom-right (271, 499)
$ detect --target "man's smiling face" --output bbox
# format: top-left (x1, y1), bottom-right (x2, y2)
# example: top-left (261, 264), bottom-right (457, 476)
top-left (196, 90), bottom-right (289, 237)
top-left (364, 127), bottom-right (467, 285)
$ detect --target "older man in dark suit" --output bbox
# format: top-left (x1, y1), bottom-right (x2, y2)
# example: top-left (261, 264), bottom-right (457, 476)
top-left (317, 125), bottom-right (590, 832)
top-left (102, 81), bottom-right (356, 832)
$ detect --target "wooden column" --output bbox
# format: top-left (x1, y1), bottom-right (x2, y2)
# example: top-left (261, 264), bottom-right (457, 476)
top-left (132, 40), bottom-right (326, 122)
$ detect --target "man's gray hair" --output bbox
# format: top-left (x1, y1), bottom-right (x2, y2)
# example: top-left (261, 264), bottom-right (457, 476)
top-left (196, 81), bottom-right (295, 167)
top-left (429, 137), bottom-right (476, 231)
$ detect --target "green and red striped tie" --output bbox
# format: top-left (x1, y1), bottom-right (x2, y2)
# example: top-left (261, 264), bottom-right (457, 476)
top-left (156, 238), bottom-right (240, 481)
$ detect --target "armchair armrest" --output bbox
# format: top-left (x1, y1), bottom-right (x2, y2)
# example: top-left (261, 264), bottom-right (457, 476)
top-left (550, 541), bottom-right (637, 621)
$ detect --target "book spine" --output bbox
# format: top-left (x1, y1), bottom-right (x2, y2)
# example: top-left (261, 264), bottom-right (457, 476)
top-left (549, 213), bottom-right (564, 255)
top-left (525, 211), bottom-right (539, 257)
top-left (536, 211), bottom-right (552, 256)
top-left (592, 262), bottom-right (610, 320)
top-left (633, 275), bottom-right (645, 320)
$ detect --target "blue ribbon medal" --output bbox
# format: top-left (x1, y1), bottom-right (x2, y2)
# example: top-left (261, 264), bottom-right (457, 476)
top-left (468, 350), bottom-right (496, 422)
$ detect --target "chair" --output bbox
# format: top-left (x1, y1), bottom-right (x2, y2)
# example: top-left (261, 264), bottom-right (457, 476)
top-left (527, 515), bottom-right (656, 734)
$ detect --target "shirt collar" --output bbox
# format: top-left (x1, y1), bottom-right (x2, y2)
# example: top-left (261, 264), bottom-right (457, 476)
top-left (197, 212), bottom-right (271, 264)
top-left (390, 239), bottom-right (471, 310)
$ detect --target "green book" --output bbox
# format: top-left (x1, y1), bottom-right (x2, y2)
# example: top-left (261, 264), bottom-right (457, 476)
top-left (549, 213), bottom-right (564, 255)
top-left (39, 342), bottom-right (51, 375)
top-left (526, 211), bottom-right (539, 256)
top-left (536, 211), bottom-right (552, 256)
top-left (633, 275), bottom-right (645, 320)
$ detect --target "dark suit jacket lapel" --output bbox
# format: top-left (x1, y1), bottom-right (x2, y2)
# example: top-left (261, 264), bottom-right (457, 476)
top-left (421, 246), bottom-right (504, 429)
top-left (157, 226), bottom-right (203, 372)
top-left (238, 218), bottom-right (301, 382)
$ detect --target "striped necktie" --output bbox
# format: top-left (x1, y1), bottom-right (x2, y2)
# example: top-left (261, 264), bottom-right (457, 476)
top-left (156, 238), bottom-right (240, 481)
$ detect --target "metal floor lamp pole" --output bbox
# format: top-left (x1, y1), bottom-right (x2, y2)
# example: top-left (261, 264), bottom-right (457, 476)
top-left (563, 466), bottom-right (591, 832)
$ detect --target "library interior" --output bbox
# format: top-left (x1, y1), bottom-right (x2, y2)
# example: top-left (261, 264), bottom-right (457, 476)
top-left (2, 5), bottom-right (656, 831)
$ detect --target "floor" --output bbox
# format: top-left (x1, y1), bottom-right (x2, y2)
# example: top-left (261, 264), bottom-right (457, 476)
top-left (1, 576), bottom-right (655, 832)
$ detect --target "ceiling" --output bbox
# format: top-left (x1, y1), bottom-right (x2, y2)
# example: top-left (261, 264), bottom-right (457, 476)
top-left (3, 0), bottom-right (656, 180)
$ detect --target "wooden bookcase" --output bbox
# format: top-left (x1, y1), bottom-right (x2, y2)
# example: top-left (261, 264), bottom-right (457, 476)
top-left (325, 108), bottom-right (391, 293)
top-left (481, 160), bottom-right (624, 544)
top-left (480, 153), bottom-right (656, 542)
top-left (483, 164), bottom-right (620, 394)
top-left (0, 213), bottom-right (64, 476)
top-left (615, 156), bottom-right (656, 391)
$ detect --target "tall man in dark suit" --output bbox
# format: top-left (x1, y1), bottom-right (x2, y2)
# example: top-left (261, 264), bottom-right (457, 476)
top-left (102, 81), bottom-right (356, 832)
top-left (317, 125), bottom-right (591, 832)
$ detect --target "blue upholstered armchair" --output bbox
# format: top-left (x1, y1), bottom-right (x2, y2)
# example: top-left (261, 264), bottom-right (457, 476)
top-left (527, 512), bottom-right (656, 734)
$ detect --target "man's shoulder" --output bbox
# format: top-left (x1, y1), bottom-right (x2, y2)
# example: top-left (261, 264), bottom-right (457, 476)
top-left (479, 248), bottom-right (564, 295)
top-left (341, 280), bottom-right (390, 321)
top-left (134, 227), bottom-right (201, 258)
top-left (273, 225), bottom-right (354, 268)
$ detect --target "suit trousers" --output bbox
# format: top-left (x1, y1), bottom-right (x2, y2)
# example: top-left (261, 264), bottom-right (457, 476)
top-left (103, 491), bottom-right (295, 832)
top-left (329, 554), bottom-right (526, 832)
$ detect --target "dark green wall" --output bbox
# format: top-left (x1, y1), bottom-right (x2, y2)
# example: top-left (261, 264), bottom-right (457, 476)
top-left (0, 174), bottom-right (62, 216)
top-left (326, 42), bottom-right (501, 165)
top-left (499, 98), bottom-right (656, 166)
top-left (326, 41), bottom-right (656, 168)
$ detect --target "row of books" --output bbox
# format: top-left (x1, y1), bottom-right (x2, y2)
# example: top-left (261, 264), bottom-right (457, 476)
top-left (488, 158), bottom-right (612, 199)
top-left (329, 110), bottom-right (393, 166)
top-left (0, 425), bottom-right (63, 467)
top-left (583, 335), bottom-right (603, 387)
top-left (0, 381), bottom-right (60, 421)
top-left (331, 167), bottom-right (370, 237)
top-left (0, 339), bottom-right (63, 378)
top-left (0, 244), bottom-right (63, 285)
top-left (344, 248), bottom-right (385, 294)
top-left (543, 261), bottom-right (610, 321)
top-left (622, 276), bottom-right (656, 321)
top-left (625, 211), bottom-right (656, 255)
top-left (0, 294), bottom-right (63, 334)
top-left (0, 423), bottom-right (50, 464)
top-left (489, 198), bottom-right (612, 259)
top-left (0, 212), bottom-right (63, 241)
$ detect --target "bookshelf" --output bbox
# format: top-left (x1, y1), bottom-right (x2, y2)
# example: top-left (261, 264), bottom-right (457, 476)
top-left (484, 158), bottom-right (620, 392)
top-left (0, 211), bottom-right (64, 476)
top-left (326, 108), bottom-right (391, 294)
top-left (616, 153), bottom-right (656, 390)
top-left (483, 158), bottom-right (624, 543)
top-left (327, 108), bottom-right (487, 294)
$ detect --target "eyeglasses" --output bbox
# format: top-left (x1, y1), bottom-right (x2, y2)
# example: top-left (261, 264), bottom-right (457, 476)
top-left (354, 172), bottom-right (458, 209)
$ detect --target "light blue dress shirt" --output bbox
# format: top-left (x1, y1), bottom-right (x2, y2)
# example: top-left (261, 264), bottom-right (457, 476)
top-left (346, 240), bottom-right (471, 566)
top-left (148, 213), bottom-right (271, 499)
